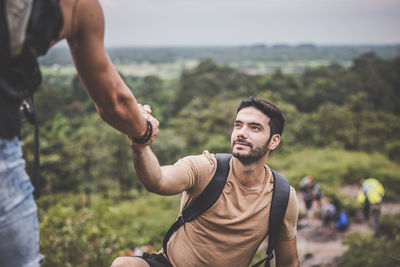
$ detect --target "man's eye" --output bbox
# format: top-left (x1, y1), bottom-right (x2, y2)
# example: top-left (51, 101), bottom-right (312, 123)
top-left (234, 124), bottom-right (241, 128)
top-left (252, 126), bottom-right (260, 131)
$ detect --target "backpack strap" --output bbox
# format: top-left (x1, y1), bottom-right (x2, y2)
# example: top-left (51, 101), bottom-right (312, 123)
top-left (162, 153), bottom-right (232, 260)
top-left (0, 0), bottom-right (10, 62)
top-left (252, 169), bottom-right (290, 267)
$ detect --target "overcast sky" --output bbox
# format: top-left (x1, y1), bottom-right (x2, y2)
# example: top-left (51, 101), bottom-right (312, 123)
top-left (97, 0), bottom-right (400, 47)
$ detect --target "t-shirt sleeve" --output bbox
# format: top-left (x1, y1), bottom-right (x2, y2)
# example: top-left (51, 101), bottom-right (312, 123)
top-left (279, 186), bottom-right (299, 241)
top-left (174, 151), bottom-right (216, 198)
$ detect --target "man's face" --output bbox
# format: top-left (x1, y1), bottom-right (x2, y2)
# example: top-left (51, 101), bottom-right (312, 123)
top-left (231, 107), bottom-right (272, 164)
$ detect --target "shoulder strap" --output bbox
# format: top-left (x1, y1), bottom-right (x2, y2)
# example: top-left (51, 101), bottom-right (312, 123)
top-left (162, 153), bottom-right (232, 260)
top-left (252, 169), bottom-right (290, 267)
top-left (0, 0), bottom-right (10, 62)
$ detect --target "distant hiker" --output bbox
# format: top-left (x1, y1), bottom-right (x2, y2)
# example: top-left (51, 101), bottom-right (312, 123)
top-left (111, 97), bottom-right (300, 267)
top-left (329, 195), bottom-right (348, 231)
top-left (335, 209), bottom-right (349, 232)
top-left (321, 197), bottom-right (336, 235)
top-left (299, 175), bottom-right (322, 218)
top-left (0, 0), bottom-right (158, 266)
top-left (331, 195), bottom-right (341, 214)
top-left (357, 178), bottom-right (384, 233)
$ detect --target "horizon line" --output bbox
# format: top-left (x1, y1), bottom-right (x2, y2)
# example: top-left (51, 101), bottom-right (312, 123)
top-left (52, 41), bottom-right (400, 49)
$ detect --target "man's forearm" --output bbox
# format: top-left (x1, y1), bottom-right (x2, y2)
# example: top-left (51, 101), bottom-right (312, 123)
top-left (95, 88), bottom-right (147, 138)
top-left (131, 146), bottom-right (163, 193)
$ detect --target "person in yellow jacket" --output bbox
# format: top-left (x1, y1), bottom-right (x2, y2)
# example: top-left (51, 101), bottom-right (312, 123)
top-left (357, 178), bottom-right (384, 233)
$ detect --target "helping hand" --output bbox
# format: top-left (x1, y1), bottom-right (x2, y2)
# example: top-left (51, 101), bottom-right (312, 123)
top-left (130, 104), bottom-right (159, 146)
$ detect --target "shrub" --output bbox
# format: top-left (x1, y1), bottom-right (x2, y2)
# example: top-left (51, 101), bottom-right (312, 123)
top-left (338, 213), bottom-right (400, 267)
top-left (269, 148), bottom-right (400, 199)
top-left (38, 192), bottom-right (179, 267)
top-left (378, 213), bottom-right (400, 239)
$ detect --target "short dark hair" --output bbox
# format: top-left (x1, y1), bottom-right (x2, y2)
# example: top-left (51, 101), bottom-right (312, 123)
top-left (236, 97), bottom-right (285, 136)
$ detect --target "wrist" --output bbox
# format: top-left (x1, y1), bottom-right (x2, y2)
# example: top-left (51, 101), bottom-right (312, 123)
top-left (130, 142), bottom-right (147, 153)
top-left (129, 120), bottom-right (153, 145)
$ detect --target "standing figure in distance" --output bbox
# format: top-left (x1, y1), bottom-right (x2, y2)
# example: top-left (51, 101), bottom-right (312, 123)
top-left (299, 175), bottom-right (322, 219)
top-left (357, 178), bottom-right (384, 234)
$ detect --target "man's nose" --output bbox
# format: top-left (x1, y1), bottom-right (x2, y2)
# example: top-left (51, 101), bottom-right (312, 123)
top-left (237, 126), bottom-right (249, 138)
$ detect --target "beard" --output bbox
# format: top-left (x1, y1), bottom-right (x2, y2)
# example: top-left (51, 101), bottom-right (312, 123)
top-left (231, 137), bottom-right (269, 165)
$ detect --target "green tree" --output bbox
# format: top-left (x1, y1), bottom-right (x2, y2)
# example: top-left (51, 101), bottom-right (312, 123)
top-left (173, 59), bottom-right (256, 114)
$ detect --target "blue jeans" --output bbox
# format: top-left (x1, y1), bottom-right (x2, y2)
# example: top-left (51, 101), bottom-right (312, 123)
top-left (0, 137), bottom-right (42, 267)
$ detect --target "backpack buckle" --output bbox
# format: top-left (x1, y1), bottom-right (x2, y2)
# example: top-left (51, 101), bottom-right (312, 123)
top-left (266, 253), bottom-right (274, 261)
top-left (21, 100), bottom-right (36, 124)
top-left (178, 216), bottom-right (185, 226)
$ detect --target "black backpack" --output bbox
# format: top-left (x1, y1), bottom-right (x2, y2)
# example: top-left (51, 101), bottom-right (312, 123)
top-left (0, 0), bottom-right (62, 198)
top-left (163, 153), bottom-right (291, 267)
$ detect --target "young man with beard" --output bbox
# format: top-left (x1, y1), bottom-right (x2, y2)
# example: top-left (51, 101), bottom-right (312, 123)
top-left (112, 97), bottom-right (299, 267)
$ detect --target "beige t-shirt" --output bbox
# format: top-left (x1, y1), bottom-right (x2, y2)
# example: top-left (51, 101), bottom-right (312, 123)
top-left (166, 151), bottom-right (299, 267)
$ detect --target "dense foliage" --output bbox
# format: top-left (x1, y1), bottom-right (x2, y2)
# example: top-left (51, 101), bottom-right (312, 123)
top-left (338, 213), bottom-right (400, 267)
top-left (38, 192), bottom-right (179, 267)
top-left (26, 52), bottom-right (400, 194)
top-left (19, 50), bottom-right (400, 265)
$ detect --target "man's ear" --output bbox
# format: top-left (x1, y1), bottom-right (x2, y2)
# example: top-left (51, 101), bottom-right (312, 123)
top-left (268, 134), bottom-right (281, 151)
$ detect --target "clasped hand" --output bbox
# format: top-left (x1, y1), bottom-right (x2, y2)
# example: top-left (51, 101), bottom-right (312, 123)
top-left (129, 104), bottom-right (159, 146)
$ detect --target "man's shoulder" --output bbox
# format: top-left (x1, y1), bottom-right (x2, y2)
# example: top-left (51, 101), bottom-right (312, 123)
top-left (176, 150), bottom-right (216, 168)
top-left (176, 151), bottom-right (218, 199)
top-left (270, 172), bottom-right (297, 210)
top-left (287, 186), bottom-right (299, 217)
top-left (289, 186), bottom-right (298, 201)
top-left (202, 150), bottom-right (217, 164)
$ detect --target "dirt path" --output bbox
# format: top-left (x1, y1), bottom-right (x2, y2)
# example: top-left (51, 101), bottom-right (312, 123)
top-left (297, 217), bottom-right (371, 267)
top-left (296, 187), bottom-right (399, 267)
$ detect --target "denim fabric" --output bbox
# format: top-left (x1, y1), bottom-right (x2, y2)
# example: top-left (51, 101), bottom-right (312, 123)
top-left (0, 137), bottom-right (43, 267)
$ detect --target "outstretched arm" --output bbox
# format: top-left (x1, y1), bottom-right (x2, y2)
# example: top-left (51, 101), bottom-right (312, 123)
top-left (56, 0), bottom-right (149, 139)
top-left (130, 146), bottom-right (192, 195)
top-left (274, 237), bottom-right (299, 267)
top-left (129, 112), bottom-right (190, 195)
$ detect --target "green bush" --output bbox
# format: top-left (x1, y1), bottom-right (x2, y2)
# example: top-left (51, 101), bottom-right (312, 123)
top-left (338, 213), bottom-right (400, 267)
top-left (379, 213), bottom-right (400, 239)
top-left (38, 192), bottom-right (180, 267)
top-left (269, 148), bottom-right (400, 199)
top-left (385, 141), bottom-right (400, 162)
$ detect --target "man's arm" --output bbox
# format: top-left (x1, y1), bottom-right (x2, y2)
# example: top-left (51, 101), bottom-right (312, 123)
top-left (131, 146), bottom-right (191, 195)
top-left (274, 237), bottom-right (299, 267)
top-left (56, 0), bottom-right (148, 139)
top-left (128, 109), bottom-right (189, 195)
top-left (130, 144), bottom-right (191, 196)
top-left (274, 187), bottom-right (300, 267)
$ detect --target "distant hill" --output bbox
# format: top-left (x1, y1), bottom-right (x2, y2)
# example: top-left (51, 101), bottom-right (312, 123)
top-left (40, 44), bottom-right (400, 68)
